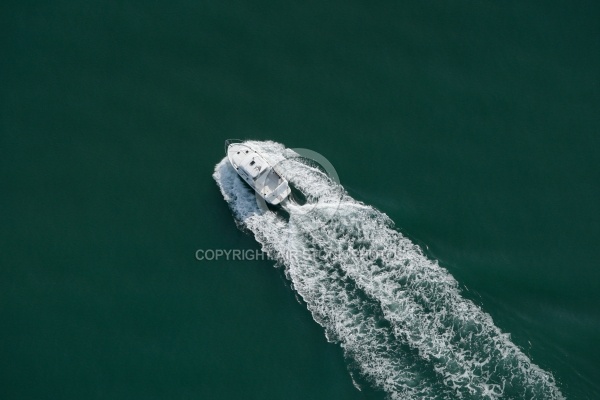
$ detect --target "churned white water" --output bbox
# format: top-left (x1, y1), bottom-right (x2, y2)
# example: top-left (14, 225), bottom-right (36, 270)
top-left (213, 140), bottom-right (564, 400)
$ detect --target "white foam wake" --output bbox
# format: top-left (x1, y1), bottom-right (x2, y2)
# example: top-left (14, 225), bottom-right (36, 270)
top-left (213, 140), bottom-right (564, 400)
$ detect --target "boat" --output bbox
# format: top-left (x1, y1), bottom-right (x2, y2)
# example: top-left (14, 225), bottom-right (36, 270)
top-left (226, 140), bottom-right (291, 205)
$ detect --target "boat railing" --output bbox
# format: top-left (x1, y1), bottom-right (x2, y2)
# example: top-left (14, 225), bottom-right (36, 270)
top-left (224, 138), bottom-right (244, 154)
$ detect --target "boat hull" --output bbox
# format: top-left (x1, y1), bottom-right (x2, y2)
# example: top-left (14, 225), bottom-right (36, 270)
top-left (226, 142), bottom-right (291, 205)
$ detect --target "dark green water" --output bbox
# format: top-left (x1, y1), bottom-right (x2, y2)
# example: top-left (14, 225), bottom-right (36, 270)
top-left (2, 1), bottom-right (599, 399)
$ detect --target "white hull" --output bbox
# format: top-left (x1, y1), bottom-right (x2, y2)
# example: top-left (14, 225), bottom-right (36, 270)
top-left (226, 142), bottom-right (291, 205)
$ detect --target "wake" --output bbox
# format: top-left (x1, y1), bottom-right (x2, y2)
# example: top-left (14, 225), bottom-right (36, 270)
top-left (213, 140), bottom-right (563, 400)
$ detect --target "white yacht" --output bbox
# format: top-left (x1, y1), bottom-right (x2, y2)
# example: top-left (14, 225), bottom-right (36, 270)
top-left (226, 141), bottom-right (291, 205)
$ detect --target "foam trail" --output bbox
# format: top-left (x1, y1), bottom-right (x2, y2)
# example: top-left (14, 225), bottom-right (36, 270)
top-left (213, 140), bottom-right (564, 400)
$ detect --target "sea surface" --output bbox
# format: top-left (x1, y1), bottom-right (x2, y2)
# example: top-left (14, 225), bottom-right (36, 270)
top-left (2, 1), bottom-right (599, 399)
